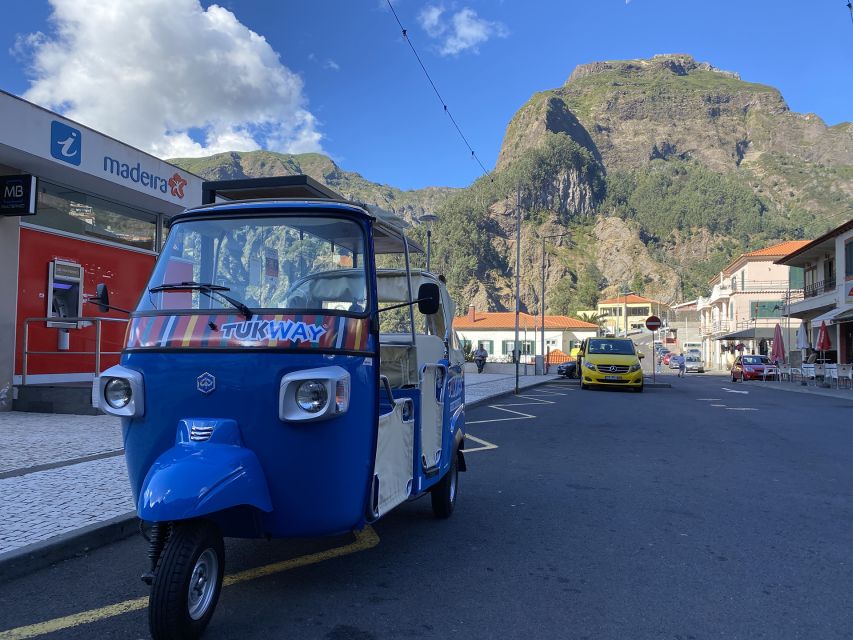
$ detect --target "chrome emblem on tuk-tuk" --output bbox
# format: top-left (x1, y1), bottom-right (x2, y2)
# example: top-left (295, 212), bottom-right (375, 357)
top-left (197, 372), bottom-right (215, 394)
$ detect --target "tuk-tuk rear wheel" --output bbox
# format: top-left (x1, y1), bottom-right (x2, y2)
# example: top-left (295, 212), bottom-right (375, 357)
top-left (430, 448), bottom-right (458, 519)
top-left (149, 520), bottom-right (224, 640)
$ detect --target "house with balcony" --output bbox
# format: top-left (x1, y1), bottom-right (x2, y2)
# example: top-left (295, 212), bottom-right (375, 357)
top-left (697, 241), bottom-right (808, 370)
top-left (775, 219), bottom-right (853, 365)
top-left (596, 294), bottom-right (667, 336)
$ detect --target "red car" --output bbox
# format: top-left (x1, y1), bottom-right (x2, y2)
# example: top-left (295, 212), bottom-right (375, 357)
top-left (662, 352), bottom-right (674, 366)
top-left (730, 355), bottom-right (772, 381)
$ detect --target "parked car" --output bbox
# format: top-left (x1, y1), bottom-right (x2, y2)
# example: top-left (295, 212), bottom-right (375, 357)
top-left (685, 355), bottom-right (704, 373)
top-left (578, 337), bottom-right (644, 392)
top-left (730, 354), bottom-right (773, 381)
top-left (669, 354), bottom-right (682, 369)
top-left (557, 360), bottom-right (577, 378)
top-left (662, 352), bottom-right (674, 366)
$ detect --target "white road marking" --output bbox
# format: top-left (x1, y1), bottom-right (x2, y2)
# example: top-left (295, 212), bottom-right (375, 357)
top-left (711, 404), bottom-right (727, 407)
top-left (722, 387), bottom-right (749, 394)
top-left (462, 434), bottom-right (498, 453)
top-left (726, 407), bottom-right (758, 411)
top-left (696, 398), bottom-right (721, 401)
top-left (466, 405), bottom-right (536, 425)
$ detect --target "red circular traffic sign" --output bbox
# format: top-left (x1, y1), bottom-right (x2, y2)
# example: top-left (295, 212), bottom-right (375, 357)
top-left (645, 315), bottom-right (662, 331)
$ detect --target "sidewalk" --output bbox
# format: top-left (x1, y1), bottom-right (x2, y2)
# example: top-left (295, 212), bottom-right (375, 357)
top-left (0, 371), bottom-right (561, 577)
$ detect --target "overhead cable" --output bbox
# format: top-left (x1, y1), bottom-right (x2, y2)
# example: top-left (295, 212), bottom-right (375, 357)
top-left (384, 0), bottom-right (493, 181)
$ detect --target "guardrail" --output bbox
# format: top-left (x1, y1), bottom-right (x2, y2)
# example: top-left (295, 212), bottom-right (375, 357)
top-left (22, 316), bottom-right (129, 386)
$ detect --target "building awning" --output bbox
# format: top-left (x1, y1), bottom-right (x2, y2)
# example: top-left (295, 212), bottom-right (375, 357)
top-left (811, 305), bottom-right (853, 325)
top-left (716, 327), bottom-right (777, 341)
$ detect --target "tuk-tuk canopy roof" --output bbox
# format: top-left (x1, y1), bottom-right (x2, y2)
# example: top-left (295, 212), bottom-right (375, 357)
top-left (171, 199), bottom-right (424, 255)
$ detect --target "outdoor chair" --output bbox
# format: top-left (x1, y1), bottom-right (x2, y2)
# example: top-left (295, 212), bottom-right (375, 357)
top-left (778, 365), bottom-right (792, 382)
top-left (825, 365), bottom-right (838, 388)
top-left (789, 365), bottom-right (803, 382)
top-left (837, 364), bottom-right (853, 390)
top-left (802, 363), bottom-right (816, 385)
top-left (814, 363), bottom-right (825, 386)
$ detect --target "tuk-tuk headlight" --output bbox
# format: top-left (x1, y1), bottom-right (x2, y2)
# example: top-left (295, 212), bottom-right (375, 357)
top-left (279, 367), bottom-right (350, 423)
top-left (96, 365), bottom-right (144, 417)
top-left (295, 380), bottom-right (328, 413)
top-left (104, 378), bottom-right (132, 409)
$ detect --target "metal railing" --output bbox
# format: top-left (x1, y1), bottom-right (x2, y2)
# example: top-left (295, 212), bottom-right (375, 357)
top-left (804, 278), bottom-right (836, 299)
top-left (22, 316), bottom-right (129, 385)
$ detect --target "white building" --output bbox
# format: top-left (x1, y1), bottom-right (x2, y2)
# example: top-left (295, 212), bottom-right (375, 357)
top-left (454, 306), bottom-right (598, 361)
top-left (696, 241), bottom-right (807, 370)
top-left (776, 219), bottom-right (853, 365)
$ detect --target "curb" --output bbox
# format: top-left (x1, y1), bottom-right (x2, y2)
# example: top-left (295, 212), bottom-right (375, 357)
top-left (467, 377), bottom-right (561, 408)
top-left (0, 512), bottom-right (138, 582)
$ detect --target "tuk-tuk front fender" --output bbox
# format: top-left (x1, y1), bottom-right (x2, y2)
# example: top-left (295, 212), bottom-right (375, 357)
top-left (138, 419), bottom-right (272, 522)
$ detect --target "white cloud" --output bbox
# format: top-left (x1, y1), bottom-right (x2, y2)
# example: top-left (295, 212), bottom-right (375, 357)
top-left (324, 59), bottom-right (340, 71)
top-left (417, 5), bottom-right (508, 56)
top-left (19, 0), bottom-right (323, 158)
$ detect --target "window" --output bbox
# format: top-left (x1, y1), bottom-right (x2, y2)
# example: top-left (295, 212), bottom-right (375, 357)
top-left (846, 241), bottom-right (853, 278)
top-left (34, 181), bottom-right (157, 251)
top-left (460, 339), bottom-right (472, 351)
top-left (824, 258), bottom-right (835, 283)
top-left (501, 340), bottom-right (534, 355)
top-left (141, 215), bottom-right (367, 313)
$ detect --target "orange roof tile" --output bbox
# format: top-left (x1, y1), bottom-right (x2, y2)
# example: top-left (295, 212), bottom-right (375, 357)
top-left (454, 311), bottom-right (598, 330)
top-left (742, 240), bottom-right (811, 258)
top-left (597, 294), bottom-right (661, 306)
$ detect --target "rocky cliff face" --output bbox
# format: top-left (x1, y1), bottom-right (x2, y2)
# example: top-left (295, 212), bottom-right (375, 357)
top-left (170, 54), bottom-right (852, 314)
top-left (499, 54), bottom-right (852, 176)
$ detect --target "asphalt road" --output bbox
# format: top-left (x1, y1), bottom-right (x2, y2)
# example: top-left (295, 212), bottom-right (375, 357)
top-left (2, 377), bottom-right (852, 639)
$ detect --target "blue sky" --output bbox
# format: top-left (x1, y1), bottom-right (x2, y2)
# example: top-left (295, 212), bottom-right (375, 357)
top-left (2, 1), bottom-right (852, 190)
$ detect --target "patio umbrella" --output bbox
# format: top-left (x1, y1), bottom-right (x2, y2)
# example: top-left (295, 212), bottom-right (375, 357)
top-left (770, 323), bottom-right (786, 364)
top-left (816, 320), bottom-right (832, 355)
top-left (796, 322), bottom-right (810, 365)
top-left (796, 322), bottom-right (810, 350)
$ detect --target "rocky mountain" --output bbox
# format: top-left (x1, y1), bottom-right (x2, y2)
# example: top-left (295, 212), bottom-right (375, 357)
top-left (170, 54), bottom-right (853, 315)
top-left (170, 150), bottom-right (456, 225)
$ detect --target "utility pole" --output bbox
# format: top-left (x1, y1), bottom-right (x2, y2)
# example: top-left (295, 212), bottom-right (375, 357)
top-left (540, 232), bottom-right (568, 373)
top-left (515, 187), bottom-right (521, 395)
top-left (419, 214), bottom-right (438, 272)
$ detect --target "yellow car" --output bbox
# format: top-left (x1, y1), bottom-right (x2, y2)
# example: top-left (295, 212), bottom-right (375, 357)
top-left (578, 337), bottom-right (645, 392)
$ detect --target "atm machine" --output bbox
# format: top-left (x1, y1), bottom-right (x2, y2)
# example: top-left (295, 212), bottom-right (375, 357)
top-left (46, 259), bottom-right (84, 349)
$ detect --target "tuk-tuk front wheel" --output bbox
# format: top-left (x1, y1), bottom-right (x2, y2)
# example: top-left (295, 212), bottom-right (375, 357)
top-left (431, 449), bottom-right (458, 519)
top-left (149, 520), bottom-right (224, 640)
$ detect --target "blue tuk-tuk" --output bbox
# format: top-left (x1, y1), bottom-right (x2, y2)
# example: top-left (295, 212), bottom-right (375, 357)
top-left (94, 199), bottom-right (466, 639)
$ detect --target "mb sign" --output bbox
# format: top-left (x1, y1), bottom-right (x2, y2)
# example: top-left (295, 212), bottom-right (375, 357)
top-left (0, 175), bottom-right (37, 216)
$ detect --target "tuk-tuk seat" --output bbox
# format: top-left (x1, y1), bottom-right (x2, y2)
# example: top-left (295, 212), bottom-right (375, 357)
top-left (379, 333), bottom-right (445, 388)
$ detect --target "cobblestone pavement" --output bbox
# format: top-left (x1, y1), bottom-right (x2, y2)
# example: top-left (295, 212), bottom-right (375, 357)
top-left (464, 373), bottom-right (559, 404)
top-left (0, 376), bottom-right (555, 559)
top-left (0, 412), bottom-right (130, 557)
top-left (0, 456), bottom-right (133, 555)
top-left (0, 412), bottom-right (122, 473)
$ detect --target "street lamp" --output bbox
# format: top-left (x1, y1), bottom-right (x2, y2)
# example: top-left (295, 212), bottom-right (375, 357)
top-left (540, 232), bottom-right (569, 372)
top-left (419, 213), bottom-right (438, 272)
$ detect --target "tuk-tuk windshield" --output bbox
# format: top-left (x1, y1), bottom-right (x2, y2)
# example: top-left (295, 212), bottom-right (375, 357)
top-left (140, 215), bottom-right (368, 314)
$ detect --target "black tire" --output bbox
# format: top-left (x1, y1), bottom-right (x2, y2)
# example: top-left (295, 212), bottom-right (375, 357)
top-left (149, 521), bottom-right (224, 640)
top-left (731, 373), bottom-right (737, 383)
top-left (634, 383), bottom-right (644, 393)
top-left (431, 448), bottom-right (459, 519)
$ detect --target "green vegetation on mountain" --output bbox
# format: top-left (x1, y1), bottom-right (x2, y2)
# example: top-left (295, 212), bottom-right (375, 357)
top-left (170, 54), bottom-right (853, 314)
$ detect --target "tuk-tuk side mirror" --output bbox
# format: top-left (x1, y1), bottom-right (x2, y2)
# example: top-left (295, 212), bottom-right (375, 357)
top-left (417, 282), bottom-right (440, 315)
top-left (86, 283), bottom-right (131, 315)
top-left (92, 283), bottom-right (110, 313)
top-left (638, 352), bottom-right (645, 360)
